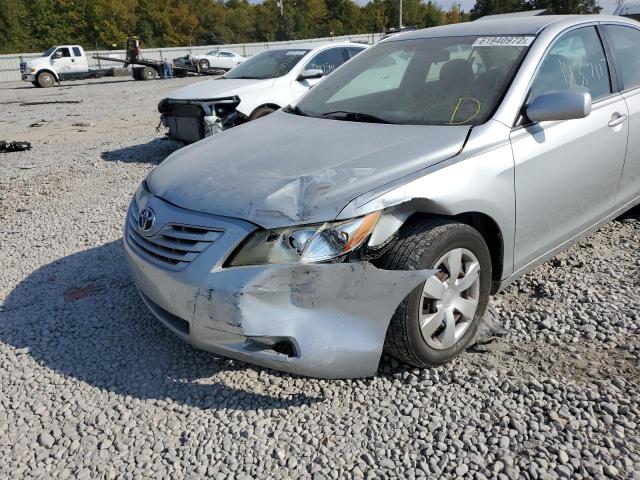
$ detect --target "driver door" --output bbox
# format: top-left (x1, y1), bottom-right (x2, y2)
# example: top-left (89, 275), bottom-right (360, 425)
top-left (511, 26), bottom-right (628, 272)
top-left (51, 47), bottom-right (74, 73)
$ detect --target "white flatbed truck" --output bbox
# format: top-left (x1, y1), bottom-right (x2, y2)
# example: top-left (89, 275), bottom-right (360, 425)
top-left (21, 39), bottom-right (224, 88)
top-left (20, 45), bottom-right (132, 88)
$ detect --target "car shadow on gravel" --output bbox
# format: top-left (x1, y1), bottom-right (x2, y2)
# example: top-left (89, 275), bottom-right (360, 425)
top-left (101, 138), bottom-right (183, 164)
top-left (0, 240), bottom-right (321, 411)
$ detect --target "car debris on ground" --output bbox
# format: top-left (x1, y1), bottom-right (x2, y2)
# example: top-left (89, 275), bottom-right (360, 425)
top-left (0, 140), bottom-right (31, 152)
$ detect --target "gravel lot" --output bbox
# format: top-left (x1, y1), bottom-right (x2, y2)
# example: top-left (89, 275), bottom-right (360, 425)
top-left (0, 77), bottom-right (639, 480)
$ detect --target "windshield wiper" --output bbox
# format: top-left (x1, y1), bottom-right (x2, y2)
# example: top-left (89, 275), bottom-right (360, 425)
top-left (284, 105), bottom-right (310, 117)
top-left (322, 111), bottom-right (394, 124)
top-left (224, 75), bottom-right (259, 79)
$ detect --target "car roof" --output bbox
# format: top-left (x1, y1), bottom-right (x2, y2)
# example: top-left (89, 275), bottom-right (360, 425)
top-left (386, 15), bottom-right (639, 41)
top-left (268, 42), bottom-right (366, 52)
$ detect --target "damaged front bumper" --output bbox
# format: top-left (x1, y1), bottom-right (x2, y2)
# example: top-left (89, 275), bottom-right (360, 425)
top-left (124, 195), bottom-right (435, 378)
top-left (158, 97), bottom-right (244, 143)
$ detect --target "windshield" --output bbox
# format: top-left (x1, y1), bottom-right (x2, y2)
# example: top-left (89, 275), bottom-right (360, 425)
top-left (42, 47), bottom-right (56, 57)
top-left (224, 49), bottom-right (310, 79)
top-left (293, 36), bottom-right (533, 126)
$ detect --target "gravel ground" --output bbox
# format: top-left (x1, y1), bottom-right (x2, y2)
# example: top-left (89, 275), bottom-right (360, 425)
top-left (0, 77), bottom-right (639, 480)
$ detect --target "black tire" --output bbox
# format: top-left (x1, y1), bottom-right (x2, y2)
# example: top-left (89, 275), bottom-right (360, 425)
top-left (376, 217), bottom-right (492, 367)
top-left (199, 59), bottom-right (210, 70)
top-left (142, 66), bottom-right (158, 80)
top-left (31, 81), bottom-right (40, 88)
top-left (249, 106), bottom-right (276, 121)
top-left (36, 72), bottom-right (55, 88)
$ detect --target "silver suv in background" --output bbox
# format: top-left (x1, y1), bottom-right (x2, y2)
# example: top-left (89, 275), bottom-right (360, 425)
top-left (126, 16), bottom-right (640, 378)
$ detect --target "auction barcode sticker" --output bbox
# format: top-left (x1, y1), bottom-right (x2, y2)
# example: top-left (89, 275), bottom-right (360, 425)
top-left (472, 36), bottom-right (535, 47)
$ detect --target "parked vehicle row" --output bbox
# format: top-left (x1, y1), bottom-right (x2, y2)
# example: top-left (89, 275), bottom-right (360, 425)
top-left (20, 38), bottom-right (226, 87)
top-left (126, 15), bottom-right (640, 378)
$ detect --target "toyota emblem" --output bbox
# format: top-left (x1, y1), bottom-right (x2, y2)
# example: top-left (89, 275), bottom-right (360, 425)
top-left (138, 208), bottom-right (156, 232)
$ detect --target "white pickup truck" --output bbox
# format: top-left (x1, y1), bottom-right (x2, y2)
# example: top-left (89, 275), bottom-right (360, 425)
top-left (20, 45), bottom-right (131, 88)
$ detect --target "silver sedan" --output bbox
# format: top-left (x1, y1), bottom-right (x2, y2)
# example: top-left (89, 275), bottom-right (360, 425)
top-left (125, 15), bottom-right (640, 378)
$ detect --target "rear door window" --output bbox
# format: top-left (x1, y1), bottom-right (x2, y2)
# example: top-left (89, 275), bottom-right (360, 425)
top-left (346, 47), bottom-right (366, 59)
top-left (72, 47), bottom-right (82, 57)
top-left (603, 24), bottom-right (640, 91)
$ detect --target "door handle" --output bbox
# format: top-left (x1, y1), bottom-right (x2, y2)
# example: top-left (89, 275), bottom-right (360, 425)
top-left (608, 113), bottom-right (627, 127)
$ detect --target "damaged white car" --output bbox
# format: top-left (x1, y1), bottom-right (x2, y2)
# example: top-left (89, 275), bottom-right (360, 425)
top-left (127, 16), bottom-right (640, 377)
top-left (157, 42), bottom-right (366, 143)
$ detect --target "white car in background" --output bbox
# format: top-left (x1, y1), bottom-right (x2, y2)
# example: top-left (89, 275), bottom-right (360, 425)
top-left (158, 42), bottom-right (367, 143)
top-left (189, 50), bottom-right (246, 70)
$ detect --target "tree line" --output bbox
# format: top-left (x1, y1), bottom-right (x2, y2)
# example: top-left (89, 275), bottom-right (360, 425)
top-left (0, 0), bottom-right (601, 54)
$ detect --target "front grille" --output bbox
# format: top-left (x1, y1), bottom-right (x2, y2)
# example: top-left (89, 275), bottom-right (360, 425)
top-left (126, 203), bottom-right (223, 270)
top-left (19, 62), bottom-right (26, 74)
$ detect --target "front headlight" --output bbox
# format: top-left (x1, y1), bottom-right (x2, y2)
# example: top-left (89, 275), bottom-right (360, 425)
top-left (227, 211), bottom-right (381, 267)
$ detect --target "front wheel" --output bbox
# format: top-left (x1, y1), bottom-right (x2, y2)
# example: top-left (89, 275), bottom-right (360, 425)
top-left (36, 72), bottom-right (55, 88)
top-left (377, 217), bottom-right (492, 367)
top-left (249, 106), bottom-right (276, 121)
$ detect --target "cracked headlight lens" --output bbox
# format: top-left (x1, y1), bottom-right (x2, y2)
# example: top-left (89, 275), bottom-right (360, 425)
top-left (228, 211), bottom-right (381, 267)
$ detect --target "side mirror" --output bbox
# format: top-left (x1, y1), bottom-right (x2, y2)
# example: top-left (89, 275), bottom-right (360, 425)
top-left (53, 51), bottom-right (62, 59)
top-left (298, 68), bottom-right (324, 81)
top-left (525, 89), bottom-right (592, 123)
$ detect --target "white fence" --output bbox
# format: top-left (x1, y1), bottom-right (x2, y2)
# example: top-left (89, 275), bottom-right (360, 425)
top-left (0, 33), bottom-right (382, 83)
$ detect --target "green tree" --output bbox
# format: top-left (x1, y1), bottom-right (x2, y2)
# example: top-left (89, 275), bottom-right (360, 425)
top-left (423, 1), bottom-right (444, 27)
top-left (363, 0), bottom-right (389, 32)
top-left (470, 0), bottom-right (525, 19)
top-left (0, 0), bottom-right (29, 52)
top-left (252, 0), bottom-right (279, 41)
top-left (91, 0), bottom-right (137, 48)
top-left (526, 0), bottom-right (601, 13)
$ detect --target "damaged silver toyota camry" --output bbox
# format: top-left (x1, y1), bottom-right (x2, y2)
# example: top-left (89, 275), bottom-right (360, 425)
top-left (125, 15), bottom-right (640, 377)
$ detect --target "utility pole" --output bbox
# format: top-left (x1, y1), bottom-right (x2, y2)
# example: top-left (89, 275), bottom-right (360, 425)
top-left (399, 0), bottom-right (403, 29)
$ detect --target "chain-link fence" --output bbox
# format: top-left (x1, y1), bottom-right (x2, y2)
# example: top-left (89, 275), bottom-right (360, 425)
top-left (0, 33), bottom-right (382, 83)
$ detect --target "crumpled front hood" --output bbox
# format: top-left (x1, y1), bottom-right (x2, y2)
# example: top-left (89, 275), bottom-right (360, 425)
top-left (166, 78), bottom-right (274, 101)
top-left (147, 111), bottom-right (470, 228)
